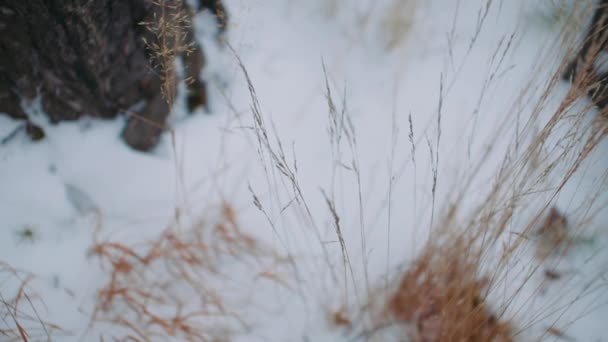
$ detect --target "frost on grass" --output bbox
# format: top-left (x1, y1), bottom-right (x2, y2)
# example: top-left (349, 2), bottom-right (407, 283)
top-left (88, 203), bottom-right (288, 341)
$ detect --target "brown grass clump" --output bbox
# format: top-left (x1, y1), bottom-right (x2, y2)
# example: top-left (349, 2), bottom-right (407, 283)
top-left (89, 203), bottom-right (285, 341)
top-left (0, 262), bottom-right (63, 341)
top-left (386, 238), bottom-right (512, 342)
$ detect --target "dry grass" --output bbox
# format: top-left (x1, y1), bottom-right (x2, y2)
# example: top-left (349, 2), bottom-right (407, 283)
top-left (4, 1), bottom-right (608, 341)
top-left (141, 0), bottom-right (195, 106)
top-left (386, 239), bottom-right (512, 342)
top-left (93, 0), bottom-right (608, 340)
top-left (88, 203), bottom-right (287, 341)
top-left (326, 2), bottom-right (608, 340)
top-left (0, 262), bottom-right (63, 342)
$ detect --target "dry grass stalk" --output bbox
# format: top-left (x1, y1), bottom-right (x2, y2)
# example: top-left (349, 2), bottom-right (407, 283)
top-left (229, 44), bottom-right (340, 289)
top-left (141, 0), bottom-right (195, 106)
top-left (89, 203), bottom-right (285, 341)
top-left (0, 262), bottom-right (63, 342)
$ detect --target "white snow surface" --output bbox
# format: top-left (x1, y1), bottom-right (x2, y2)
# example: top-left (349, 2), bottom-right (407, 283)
top-left (1, 0), bottom-right (608, 341)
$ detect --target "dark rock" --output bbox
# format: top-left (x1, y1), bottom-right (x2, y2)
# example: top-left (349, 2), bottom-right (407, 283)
top-left (0, 0), bottom-right (227, 151)
top-left (25, 122), bottom-right (45, 141)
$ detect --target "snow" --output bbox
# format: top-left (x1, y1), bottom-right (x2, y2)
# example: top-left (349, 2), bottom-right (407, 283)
top-left (1, 0), bottom-right (608, 341)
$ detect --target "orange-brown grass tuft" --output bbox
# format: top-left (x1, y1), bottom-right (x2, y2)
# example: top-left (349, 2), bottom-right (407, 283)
top-left (386, 238), bottom-right (512, 342)
top-left (89, 203), bottom-right (285, 341)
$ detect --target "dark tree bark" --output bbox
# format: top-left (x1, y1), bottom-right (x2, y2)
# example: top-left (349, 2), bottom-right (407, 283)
top-left (0, 0), bottom-right (226, 151)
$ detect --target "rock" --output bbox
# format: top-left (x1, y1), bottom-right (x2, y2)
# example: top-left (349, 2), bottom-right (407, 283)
top-left (0, 0), bottom-right (227, 151)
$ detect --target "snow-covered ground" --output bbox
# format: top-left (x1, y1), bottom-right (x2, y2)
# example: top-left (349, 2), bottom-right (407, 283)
top-left (2, 0), bottom-right (608, 341)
